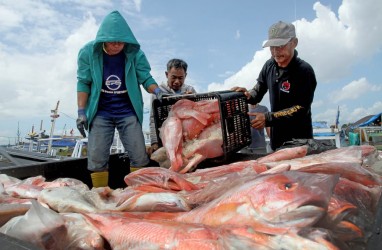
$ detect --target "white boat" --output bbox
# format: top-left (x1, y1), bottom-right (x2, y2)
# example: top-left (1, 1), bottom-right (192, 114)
top-left (313, 121), bottom-right (341, 148)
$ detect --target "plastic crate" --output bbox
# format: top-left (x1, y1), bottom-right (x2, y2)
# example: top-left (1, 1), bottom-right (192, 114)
top-left (152, 90), bottom-right (251, 159)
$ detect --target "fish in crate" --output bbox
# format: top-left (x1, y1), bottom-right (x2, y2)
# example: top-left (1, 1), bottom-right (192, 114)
top-left (155, 98), bottom-right (224, 173)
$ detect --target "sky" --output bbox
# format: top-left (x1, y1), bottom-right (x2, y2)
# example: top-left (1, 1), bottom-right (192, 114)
top-left (0, 0), bottom-right (381, 145)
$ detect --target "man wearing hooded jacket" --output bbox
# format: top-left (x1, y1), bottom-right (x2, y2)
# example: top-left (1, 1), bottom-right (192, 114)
top-left (76, 10), bottom-right (163, 187)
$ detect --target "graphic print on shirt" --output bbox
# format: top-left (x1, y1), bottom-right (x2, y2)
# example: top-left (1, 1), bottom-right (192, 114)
top-left (101, 74), bottom-right (127, 94)
top-left (280, 80), bottom-right (291, 93)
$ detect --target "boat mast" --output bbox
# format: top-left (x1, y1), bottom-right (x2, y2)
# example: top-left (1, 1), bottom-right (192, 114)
top-left (48, 101), bottom-right (60, 153)
top-left (17, 122), bottom-right (20, 145)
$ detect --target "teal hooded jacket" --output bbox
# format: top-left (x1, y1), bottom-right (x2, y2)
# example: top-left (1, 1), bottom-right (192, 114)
top-left (76, 10), bottom-right (157, 125)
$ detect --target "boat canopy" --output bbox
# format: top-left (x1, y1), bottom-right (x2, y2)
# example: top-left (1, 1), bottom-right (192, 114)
top-left (356, 113), bottom-right (382, 128)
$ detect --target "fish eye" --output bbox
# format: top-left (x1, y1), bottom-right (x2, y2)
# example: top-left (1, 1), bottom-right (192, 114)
top-left (279, 182), bottom-right (297, 191)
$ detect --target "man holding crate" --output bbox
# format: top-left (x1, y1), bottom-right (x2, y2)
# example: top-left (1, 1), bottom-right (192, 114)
top-left (148, 58), bottom-right (197, 156)
top-left (232, 21), bottom-right (317, 151)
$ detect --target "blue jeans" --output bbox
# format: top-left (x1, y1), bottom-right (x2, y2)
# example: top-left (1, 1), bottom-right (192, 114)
top-left (87, 115), bottom-right (149, 171)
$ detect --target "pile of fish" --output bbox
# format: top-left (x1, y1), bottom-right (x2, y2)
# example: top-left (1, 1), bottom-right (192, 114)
top-left (0, 144), bottom-right (381, 249)
top-left (151, 98), bottom-right (224, 173)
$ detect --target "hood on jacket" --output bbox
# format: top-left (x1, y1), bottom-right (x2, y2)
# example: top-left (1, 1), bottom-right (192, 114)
top-left (94, 10), bottom-right (140, 53)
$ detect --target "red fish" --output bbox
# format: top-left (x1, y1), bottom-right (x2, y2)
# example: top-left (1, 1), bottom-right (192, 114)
top-left (181, 117), bottom-right (206, 140)
top-left (160, 116), bottom-right (183, 171)
top-left (181, 112), bottom-right (220, 140)
top-left (116, 191), bottom-right (191, 212)
top-left (185, 160), bottom-right (268, 189)
top-left (124, 167), bottom-right (199, 191)
top-left (170, 99), bottom-right (211, 125)
top-left (194, 99), bottom-right (220, 114)
top-left (334, 177), bottom-right (382, 214)
top-left (181, 123), bottom-right (224, 173)
top-left (181, 138), bottom-right (224, 174)
top-left (293, 161), bottom-right (382, 187)
top-left (257, 145), bottom-right (308, 163)
top-left (177, 171), bottom-right (338, 235)
top-left (82, 212), bottom-right (224, 249)
top-left (0, 203), bottom-right (30, 227)
top-left (224, 226), bottom-right (340, 250)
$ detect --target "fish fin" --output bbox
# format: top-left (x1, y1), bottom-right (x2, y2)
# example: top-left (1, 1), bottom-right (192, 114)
top-left (180, 154), bottom-right (205, 174)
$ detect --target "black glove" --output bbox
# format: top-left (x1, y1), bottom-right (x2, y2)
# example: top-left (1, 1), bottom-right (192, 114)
top-left (76, 109), bottom-right (88, 138)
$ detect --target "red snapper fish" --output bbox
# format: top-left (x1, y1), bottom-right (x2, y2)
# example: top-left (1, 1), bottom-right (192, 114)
top-left (160, 116), bottom-right (184, 171)
top-left (62, 213), bottom-right (105, 250)
top-left (322, 145), bottom-right (380, 167)
top-left (176, 171), bottom-right (338, 235)
top-left (181, 117), bottom-right (206, 140)
top-left (82, 212), bottom-right (225, 250)
top-left (0, 200), bottom-right (68, 250)
top-left (180, 99), bottom-right (221, 140)
top-left (3, 175), bottom-right (46, 199)
top-left (264, 145), bottom-right (366, 169)
top-left (193, 99), bottom-right (220, 114)
top-left (223, 226), bottom-right (340, 250)
top-left (292, 161), bottom-right (382, 187)
top-left (257, 145), bottom-right (308, 163)
top-left (116, 191), bottom-right (191, 212)
top-left (181, 122), bottom-right (224, 173)
top-left (124, 167), bottom-right (199, 191)
top-left (0, 203), bottom-right (31, 227)
top-left (181, 112), bottom-right (220, 140)
top-left (334, 177), bottom-right (382, 214)
top-left (170, 99), bottom-right (211, 125)
top-left (181, 138), bottom-right (224, 174)
top-left (181, 163), bottom-right (291, 207)
top-left (184, 160), bottom-right (268, 189)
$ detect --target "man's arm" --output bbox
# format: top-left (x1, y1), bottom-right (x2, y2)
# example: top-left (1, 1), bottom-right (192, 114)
top-left (264, 63), bottom-right (317, 127)
top-left (77, 92), bottom-right (88, 110)
top-left (248, 82), bottom-right (268, 105)
top-left (231, 82), bottom-right (268, 104)
top-left (148, 84), bottom-right (160, 94)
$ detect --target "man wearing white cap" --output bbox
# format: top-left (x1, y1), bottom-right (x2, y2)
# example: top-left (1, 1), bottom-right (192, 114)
top-left (232, 21), bottom-right (317, 151)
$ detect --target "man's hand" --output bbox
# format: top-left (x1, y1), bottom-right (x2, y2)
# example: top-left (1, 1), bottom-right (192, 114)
top-left (231, 86), bottom-right (252, 99)
top-left (147, 143), bottom-right (159, 157)
top-left (76, 108), bottom-right (88, 138)
top-left (248, 112), bottom-right (266, 129)
top-left (154, 88), bottom-right (170, 102)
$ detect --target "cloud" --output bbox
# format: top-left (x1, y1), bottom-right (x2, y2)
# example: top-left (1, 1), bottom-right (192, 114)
top-left (0, 5), bottom-right (22, 31)
top-left (295, 0), bottom-right (382, 83)
top-left (346, 101), bottom-right (382, 123)
top-left (334, 77), bottom-right (381, 102)
top-left (207, 49), bottom-right (270, 92)
top-left (312, 99), bottom-right (324, 109)
top-left (217, 71), bottom-right (235, 78)
top-left (1, 0), bottom-right (381, 145)
top-left (121, 0), bottom-right (143, 13)
top-left (0, 12), bottom-right (99, 123)
top-left (338, 0), bottom-right (382, 54)
top-left (312, 106), bottom-right (340, 125)
top-left (206, 0), bottom-right (382, 90)
top-left (316, 101), bottom-right (382, 126)
top-left (205, 0), bottom-right (382, 125)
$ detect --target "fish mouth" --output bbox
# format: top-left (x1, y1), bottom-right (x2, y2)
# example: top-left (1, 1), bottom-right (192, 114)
top-left (278, 205), bottom-right (326, 226)
top-left (257, 204), bottom-right (326, 235)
